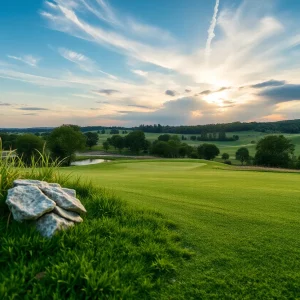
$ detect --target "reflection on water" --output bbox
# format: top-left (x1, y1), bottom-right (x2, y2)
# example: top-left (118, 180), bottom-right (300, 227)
top-left (71, 159), bottom-right (110, 166)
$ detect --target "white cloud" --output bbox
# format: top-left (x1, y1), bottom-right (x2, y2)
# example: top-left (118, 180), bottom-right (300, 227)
top-left (132, 70), bottom-right (148, 77)
top-left (205, 0), bottom-right (220, 62)
top-left (7, 55), bottom-right (40, 67)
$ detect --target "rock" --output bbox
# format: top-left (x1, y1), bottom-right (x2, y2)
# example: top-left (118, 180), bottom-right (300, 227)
top-left (13, 179), bottom-right (49, 189)
top-left (6, 186), bottom-right (56, 222)
top-left (36, 213), bottom-right (74, 238)
top-left (49, 183), bottom-right (62, 188)
top-left (62, 188), bottom-right (76, 198)
top-left (53, 206), bottom-right (83, 223)
top-left (41, 187), bottom-right (86, 214)
top-left (13, 179), bottom-right (61, 189)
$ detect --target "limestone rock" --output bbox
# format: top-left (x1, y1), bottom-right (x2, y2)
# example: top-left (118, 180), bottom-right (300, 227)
top-left (62, 188), bottom-right (76, 198)
top-left (13, 179), bottom-right (49, 189)
top-left (41, 187), bottom-right (86, 214)
top-left (6, 186), bottom-right (56, 222)
top-left (13, 179), bottom-right (61, 189)
top-left (53, 206), bottom-right (83, 223)
top-left (49, 183), bottom-right (62, 188)
top-left (36, 213), bottom-right (74, 238)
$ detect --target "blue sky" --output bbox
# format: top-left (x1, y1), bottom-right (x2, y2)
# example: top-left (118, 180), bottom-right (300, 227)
top-left (1, 0), bottom-right (300, 128)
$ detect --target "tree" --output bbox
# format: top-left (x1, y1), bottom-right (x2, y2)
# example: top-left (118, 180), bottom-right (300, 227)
top-left (109, 135), bottom-right (124, 152)
top-left (47, 125), bottom-right (87, 166)
top-left (125, 131), bottom-right (146, 154)
top-left (110, 129), bottom-right (119, 134)
top-left (151, 141), bottom-right (171, 157)
top-left (197, 144), bottom-right (220, 160)
top-left (235, 147), bottom-right (249, 165)
top-left (222, 153), bottom-right (229, 161)
top-left (158, 134), bottom-right (171, 142)
top-left (254, 135), bottom-right (295, 168)
top-left (102, 141), bottom-right (110, 152)
top-left (101, 129), bottom-right (106, 134)
top-left (16, 134), bottom-right (45, 165)
top-left (85, 132), bottom-right (99, 149)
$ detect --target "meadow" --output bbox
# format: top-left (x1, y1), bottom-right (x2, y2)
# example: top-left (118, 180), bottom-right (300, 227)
top-left (63, 159), bottom-right (300, 298)
top-left (90, 130), bottom-right (300, 158)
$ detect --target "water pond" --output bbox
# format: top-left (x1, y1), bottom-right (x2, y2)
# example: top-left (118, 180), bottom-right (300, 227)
top-left (71, 159), bottom-right (110, 166)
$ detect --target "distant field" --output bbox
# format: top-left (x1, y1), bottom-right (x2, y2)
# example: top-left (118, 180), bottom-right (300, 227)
top-left (64, 160), bottom-right (300, 298)
top-left (90, 130), bottom-right (300, 158)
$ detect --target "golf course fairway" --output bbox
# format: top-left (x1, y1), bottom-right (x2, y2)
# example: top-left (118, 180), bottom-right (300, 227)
top-left (65, 159), bottom-right (300, 298)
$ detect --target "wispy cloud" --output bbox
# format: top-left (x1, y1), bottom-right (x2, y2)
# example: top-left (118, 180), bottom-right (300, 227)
top-left (251, 79), bottom-right (286, 89)
top-left (94, 89), bottom-right (120, 95)
top-left (165, 90), bottom-right (179, 97)
top-left (205, 0), bottom-right (220, 62)
top-left (7, 55), bottom-right (40, 67)
top-left (58, 48), bottom-right (94, 72)
top-left (19, 107), bottom-right (49, 111)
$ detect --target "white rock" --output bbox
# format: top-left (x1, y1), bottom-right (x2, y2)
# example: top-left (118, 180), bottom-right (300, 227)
top-left (13, 179), bottom-right (49, 189)
top-left (41, 186), bottom-right (86, 214)
top-left (49, 183), bottom-right (62, 188)
top-left (62, 188), bottom-right (76, 198)
top-left (36, 213), bottom-right (74, 238)
top-left (53, 206), bottom-right (83, 223)
top-left (6, 186), bottom-right (56, 222)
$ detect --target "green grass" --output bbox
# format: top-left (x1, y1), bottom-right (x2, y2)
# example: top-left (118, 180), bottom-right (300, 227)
top-left (64, 159), bottom-right (300, 298)
top-left (0, 151), bottom-right (191, 299)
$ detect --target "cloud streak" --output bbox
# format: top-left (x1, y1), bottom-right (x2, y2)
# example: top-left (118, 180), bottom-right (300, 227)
top-left (7, 55), bottom-right (40, 67)
top-left (205, 0), bottom-right (220, 62)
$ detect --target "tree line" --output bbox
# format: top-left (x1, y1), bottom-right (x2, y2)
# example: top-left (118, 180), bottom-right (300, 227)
top-left (2, 119), bottom-right (300, 135)
top-left (136, 119), bottom-right (300, 134)
top-left (2, 126), bottom-right (300, 169)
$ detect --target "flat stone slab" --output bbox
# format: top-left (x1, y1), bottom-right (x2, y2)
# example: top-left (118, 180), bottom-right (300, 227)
top-left (6, 186), bottom-right (56, 222)
top-left (41, 187), bottom-right (86, 214)
top-left (53, 206), bottom-right (83, 223)
top-left (36, 213), bottom-right (74, 238)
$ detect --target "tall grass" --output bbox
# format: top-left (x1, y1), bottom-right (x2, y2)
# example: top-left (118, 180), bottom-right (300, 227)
top-left (0, 140), bottom-right (70, 215)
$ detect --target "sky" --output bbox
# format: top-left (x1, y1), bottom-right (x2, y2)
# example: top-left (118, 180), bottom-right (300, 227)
top-left (1, 0), bottom-right (300, 128)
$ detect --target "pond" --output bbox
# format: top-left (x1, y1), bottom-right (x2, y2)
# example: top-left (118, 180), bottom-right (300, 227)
top-left (71, 159), bottom-right (110, 166)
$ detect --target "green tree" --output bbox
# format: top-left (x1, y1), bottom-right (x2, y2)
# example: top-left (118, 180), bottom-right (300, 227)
top-left (158, 134), bottom-right (171, 142)
top-left (47, 125), bottom-right (86, 166)
top-left (85, 132), bottom-right (99, 149)
top-left (125, 131), bottom-right (146, 154)
top-left (102, 141), bottom-right (110, 152)
top-left (236, 147), bottom-right (250, 165)
top-left (255, 135), bottom-right (295, 168)
top-left (151, 141), bottom-right (171, 157)
top-left (16, 134), bottom-right (45, 165)
top-left (222, 153), bottom-right (229, 161)
top-left (101, 129), bottom-right (106, 134)
top-left (110, 129), bottom-right (119, 134)
top-left (197, 144), bottom-right (220, 160)
top-left (110, 135), bottom-right (125, 152)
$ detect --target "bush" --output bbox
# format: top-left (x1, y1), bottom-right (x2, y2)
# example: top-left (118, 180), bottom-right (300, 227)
top-left (224, 160), bottom-right (232, 165)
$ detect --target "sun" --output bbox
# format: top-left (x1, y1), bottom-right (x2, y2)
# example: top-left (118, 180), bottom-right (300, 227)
top-left (203, 90), bottom-right (229, 107)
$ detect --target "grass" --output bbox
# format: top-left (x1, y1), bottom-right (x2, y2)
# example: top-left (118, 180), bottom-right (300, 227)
top-left (64, 159), bottom-right (300, 299)
top-left (0, 149), bottom-right (192, 299)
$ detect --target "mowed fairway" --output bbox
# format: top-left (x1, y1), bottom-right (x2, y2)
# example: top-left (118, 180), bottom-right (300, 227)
top-left (65, 160), bottom-right (300, 298)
